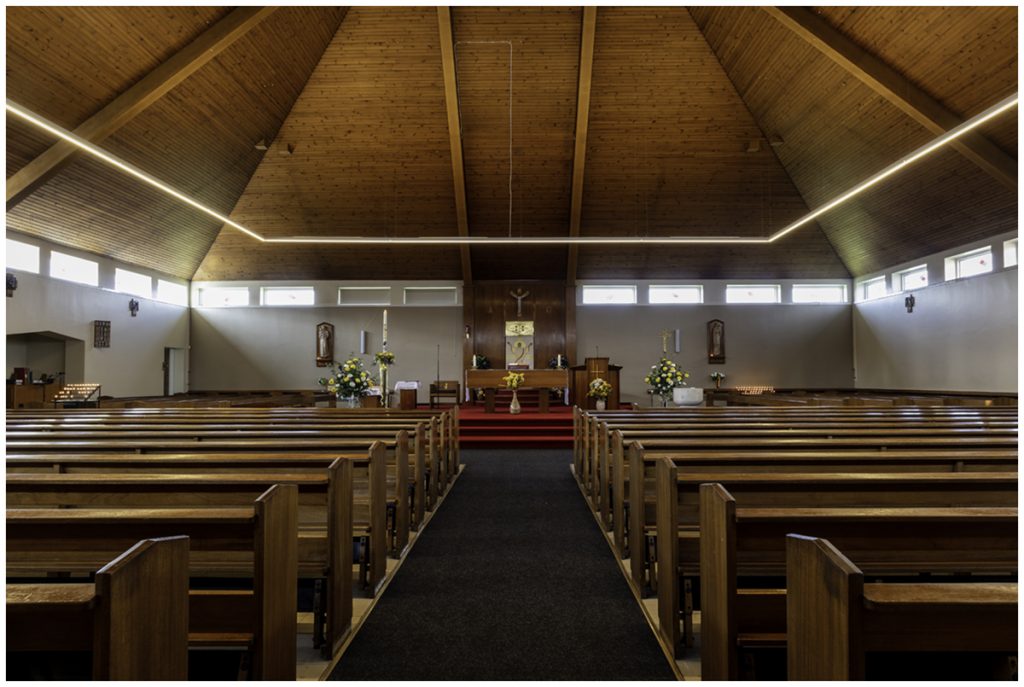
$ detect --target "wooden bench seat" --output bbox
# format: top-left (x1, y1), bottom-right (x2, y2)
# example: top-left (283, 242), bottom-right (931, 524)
top-left (695, 483), bottom-right (1017, 680)
top-left (787, 534), bottom-right (1018, 680)
top-left (6, 485), bottom-right (298, 680)
top-left (6, 458), bottom-right (360, 658)
top-left (652, 464), bottom-right (1019, 654)
top-left (7, 536), bottom-right (188, 680)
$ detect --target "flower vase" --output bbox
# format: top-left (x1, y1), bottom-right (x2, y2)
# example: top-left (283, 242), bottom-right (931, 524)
top-left (342, 396), bottom-right (359, 408)
top-left (509, 389), bottom-right (521, 414)
top-left (595, 399), bottom-right (607, 411)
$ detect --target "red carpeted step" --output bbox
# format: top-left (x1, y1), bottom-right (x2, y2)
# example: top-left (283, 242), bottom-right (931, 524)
top-left (457, 402), bottom-right (574, 448)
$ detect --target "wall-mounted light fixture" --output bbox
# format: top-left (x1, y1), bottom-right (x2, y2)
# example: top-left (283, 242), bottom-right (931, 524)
top-left (359, 330), bottom-right (368, 354)
top-left (905, 294), bottom-right (916, 313)
top-left (128, 298), bottom-right (140, 317)
top-left (465, 324), bottom-right (472, 340)
top-left (7, 272), bottom-right (17, 298)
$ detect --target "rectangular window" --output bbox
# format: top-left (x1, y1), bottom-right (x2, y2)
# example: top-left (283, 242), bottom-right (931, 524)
top-left (725, 284), bottom-right (780, 304)
top-left (198, 286), bottom-right (250, 307)
top-left (6, 239), bottom-right (40, 273)
top-left (339, 286), bottom-right (391, 306)
top-left (648, 285), bottom-right (703, 304)
top-left (947, 247), bottom-right (993, 280)
top-left (261, 286), bottom-right (315, 306)
top-left (859, 277), bottom-right (887, 301)
top-left (114, 268), bottom-right (152, 298)
top-left (156, 280), bottom-right (188, 306)
top-left (581, 285), bottom-right (637, 305)
top-left (50, 251), bottom-right (99, 286)
top-left (403, 286), bottom-right (459, 306)
top-left (894, 265), bottom-right (928, 292)
top-left (1004, 239), bottom-right (1018, 268)
top-left (791, 284), bottom-right (847, 304)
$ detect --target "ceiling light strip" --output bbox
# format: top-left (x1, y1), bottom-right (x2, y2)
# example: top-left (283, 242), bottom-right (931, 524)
top-left (7, 92), bottom-right (1016, 247)
top-left (5, 100), bottom-right (264, 242)
top-left (769, 92), bottom-right (1018, 242)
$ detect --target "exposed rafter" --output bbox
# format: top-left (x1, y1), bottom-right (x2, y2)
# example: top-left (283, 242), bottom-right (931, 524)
top-left (437, 6), bottom-right (474, 284)
top-left (566, 7), bottom-right (597, 286)
top-left (6, 6), bottom-right (278, 211)
top-left (763, 6), bottom-right (1016, 191)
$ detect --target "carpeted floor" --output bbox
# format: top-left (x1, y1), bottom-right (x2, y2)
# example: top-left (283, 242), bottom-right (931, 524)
top-left (329, 448), bottom-right (675, 681)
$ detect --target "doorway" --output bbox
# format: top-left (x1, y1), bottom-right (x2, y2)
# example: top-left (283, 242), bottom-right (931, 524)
top-left (163, 347), bottom-right (187, 396)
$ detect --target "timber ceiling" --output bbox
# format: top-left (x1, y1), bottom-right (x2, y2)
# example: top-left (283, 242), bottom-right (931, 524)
top-left (5, 6), bottom-right (1018, 282)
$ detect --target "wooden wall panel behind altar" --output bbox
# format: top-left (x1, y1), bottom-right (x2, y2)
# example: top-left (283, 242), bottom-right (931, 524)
top-left (463, 281), bottom-right (571, 372)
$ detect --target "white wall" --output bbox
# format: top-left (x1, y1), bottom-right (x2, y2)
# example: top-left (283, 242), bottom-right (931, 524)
top-left (6, 270), bottom-right (189, 397)
top-left (577, 303), bottom-right (854, 405)
top-left (853, 268), bottom-right (1017, 392)
top-left (189, 306), bottom-right (464, 404)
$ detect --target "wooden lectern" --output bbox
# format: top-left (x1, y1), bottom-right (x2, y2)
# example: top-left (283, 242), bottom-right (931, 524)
top-left (570, 357), bottom-right (621, 410)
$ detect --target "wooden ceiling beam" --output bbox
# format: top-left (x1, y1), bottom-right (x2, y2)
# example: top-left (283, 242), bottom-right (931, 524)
top-left (6, 6), bottom-right (278, 211)
top-left (437, 6), bottom-right (473, 284)
top-left (566, 7), bottom-right (597, 287)
top-left (763, 6), bottom-right (1016, 191)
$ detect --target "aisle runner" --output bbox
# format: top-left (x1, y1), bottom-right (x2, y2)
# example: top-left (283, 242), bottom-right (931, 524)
top-left (330, 449), bottom-right (675, 681)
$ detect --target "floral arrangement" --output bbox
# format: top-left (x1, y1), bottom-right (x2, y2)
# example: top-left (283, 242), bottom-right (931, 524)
top-left (588, 377), bottom-right (612, 400)
top-left (709, 372), bottom-right (726, 381)
top-left (318, 356), bottom-right (375, 399)
top-left (472, 354), bottom-right (491, 369)
top-left (644, 357), bottom-right (690, 398)
top-left (374, 351), bottom-right (396, 367)
top-left (502, 371), bottom-right (525, 390)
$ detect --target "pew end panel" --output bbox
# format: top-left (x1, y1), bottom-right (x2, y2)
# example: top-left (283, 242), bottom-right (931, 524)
top-left (786, 533), bottom-right (864, 681)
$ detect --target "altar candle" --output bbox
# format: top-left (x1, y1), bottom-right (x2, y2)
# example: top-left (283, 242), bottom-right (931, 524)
top-left (382, 309), bottom-right (388, 346)
top-left (557, 353), bottom-right (563, 367)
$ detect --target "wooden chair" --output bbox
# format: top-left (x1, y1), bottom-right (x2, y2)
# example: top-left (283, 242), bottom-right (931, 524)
top-left (429, 381), bottom-right (460, 408)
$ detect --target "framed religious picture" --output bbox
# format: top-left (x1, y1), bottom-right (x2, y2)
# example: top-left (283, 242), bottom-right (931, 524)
top-left (707, 319), bottom-right (725, 364)
top-left (316, 322), bottom-right (334, 367)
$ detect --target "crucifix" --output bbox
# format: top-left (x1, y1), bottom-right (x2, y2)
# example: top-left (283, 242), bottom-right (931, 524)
top-left (510, 288), bottom-right (530, 318)
top-left (660, 330), bottom-right (672, 354)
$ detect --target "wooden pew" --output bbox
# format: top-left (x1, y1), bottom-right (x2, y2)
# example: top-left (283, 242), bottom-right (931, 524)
top-left (7, 433), bottom-right (411, 564)
top-left (8, 412), bottom-right (448, 522)
top-left (652, 462), bottom-right (1019, 653)
top-left (7, 405), bottom-right (461, 490)
top-left (581, 408), bottom-right (1016, 524)
top-left (7, 536), bottom-right (189, 680)
top-left (787, 534), bottom-right (1018, 681)
top-left (7, 447), bottom-right (390, 602)
top-left (625, 436), bottom-right (1018, 591)
top-left (7, 484), bottom-right (299, 680)
top-left (6, 457), bottom-right (358, 659)
top-left (694, 483), bottom-right (1017, 680)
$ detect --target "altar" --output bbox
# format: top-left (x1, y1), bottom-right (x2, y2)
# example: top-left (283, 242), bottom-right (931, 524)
top-left (465, 368), bottom-right (569, 413)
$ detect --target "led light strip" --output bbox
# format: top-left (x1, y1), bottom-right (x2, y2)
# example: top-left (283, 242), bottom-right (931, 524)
top-left (6, 92), bottom-right (1016, 246)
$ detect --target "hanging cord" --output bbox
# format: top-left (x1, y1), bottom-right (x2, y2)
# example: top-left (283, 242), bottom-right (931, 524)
top-left (454, 40), bottom-right (513, 237)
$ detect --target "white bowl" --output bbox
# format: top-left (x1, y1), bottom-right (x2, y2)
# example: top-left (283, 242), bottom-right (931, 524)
top-left (673, 387), bottom-right (704, 406)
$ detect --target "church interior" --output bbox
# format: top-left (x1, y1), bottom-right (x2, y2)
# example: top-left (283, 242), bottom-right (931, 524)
top-left (4, 3), bottom-right (1019, 683)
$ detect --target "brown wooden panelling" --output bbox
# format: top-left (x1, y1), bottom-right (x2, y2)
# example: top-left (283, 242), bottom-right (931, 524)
top-left (5, 7), bottom-right (230, 175)
top-left (577, 7), bottom-right (848, 279)
top-left (7, 7), bottom-right (345, 279)
top-left (466, 281), bottom-right (567, 369)
top-left (195, 7), bottom-right (463, 281)
top-left (452, 7), bottom-right (581, 279)
top-left (691, 6), bottom-right (1017, 276)
top-left (5, 7), bottom-right (1015, 281)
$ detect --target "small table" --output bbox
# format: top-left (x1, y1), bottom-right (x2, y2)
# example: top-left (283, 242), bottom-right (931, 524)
top-left (398, 388), bottom-right (417, 410)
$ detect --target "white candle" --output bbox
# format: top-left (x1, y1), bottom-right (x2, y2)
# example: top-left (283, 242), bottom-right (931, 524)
top-left (382, 309), bottom-right (388, 346)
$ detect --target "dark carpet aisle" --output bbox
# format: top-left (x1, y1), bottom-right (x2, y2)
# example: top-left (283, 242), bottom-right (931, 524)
top-left (329, 448), bottom-right (675, 681)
